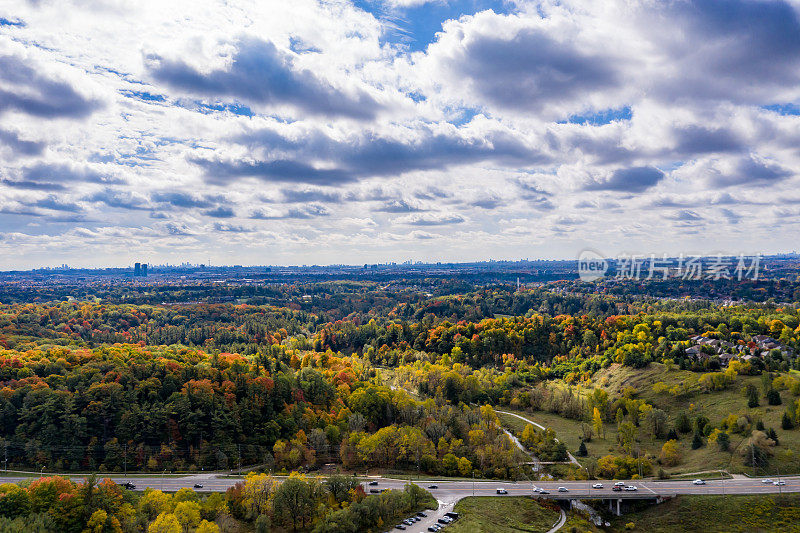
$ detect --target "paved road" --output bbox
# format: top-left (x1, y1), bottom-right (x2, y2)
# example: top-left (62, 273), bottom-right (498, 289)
top-left (2, 474), bottom-right (797, 533)
top-left (496, 409), bottom-right (581, 466)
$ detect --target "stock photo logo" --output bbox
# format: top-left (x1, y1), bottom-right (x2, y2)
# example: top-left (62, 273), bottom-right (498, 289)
top-left (578, 250), bottom-right (608, 282)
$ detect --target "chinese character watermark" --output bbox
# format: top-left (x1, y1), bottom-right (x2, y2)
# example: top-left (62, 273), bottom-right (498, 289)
top-left (577, 251), bottom-right (761, 281)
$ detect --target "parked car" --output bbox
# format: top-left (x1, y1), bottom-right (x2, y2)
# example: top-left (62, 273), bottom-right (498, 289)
top-left (625, 486), bottom-right (638, 491)
top-left (428, 528), bottom-right (439, 532)
top-left (395, 525), bottom-right (406, 530)
top-left (438, 518), bottom-right (450, 525)
top-left (496, 488), bottom-right (508, 494)
top-left (558, 487), bottom-right (568, 492)
top-left (444, 512), bottom-right (459, 520)
top-left (417, 512), bottom-right (428, 517)
top-left (693, 479), bottom-right (705, 485)
top-left (612, 486), bottom-right (622, 492)
top-left (592, 483), bottom-right (604, 489)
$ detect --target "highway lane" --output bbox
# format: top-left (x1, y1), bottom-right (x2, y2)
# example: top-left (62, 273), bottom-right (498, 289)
top-left (0, 473), bottom-right (796, 497)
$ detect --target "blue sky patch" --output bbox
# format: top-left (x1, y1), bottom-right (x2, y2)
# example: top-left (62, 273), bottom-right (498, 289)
top-left (560, 106), bottom-right (632, 126)
top-left (762, 103), bottom-right (800, 116)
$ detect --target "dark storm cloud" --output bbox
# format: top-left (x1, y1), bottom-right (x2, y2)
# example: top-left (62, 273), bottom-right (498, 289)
top-left (453, 28), bottom-right (617, 112)
top-left (146, 38), bottom-right (381, 119)
top-left (0, 55), bottom-right (101, 118)
top-left (196, 127), bottom-right (543, 185)
top-left (0, 129), bottom-right (45, 156)
top-left (583, 166), bottom-right (665, 193)
top-left (707, 157), bottom-right (793, 187)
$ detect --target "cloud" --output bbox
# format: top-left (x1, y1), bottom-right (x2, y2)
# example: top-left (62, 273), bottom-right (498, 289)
top-left (203, 206), bottom-right (235, 218)
top-left (214, 222), bottom-right (253, 232)
top-left (85, 189), bottom-right (149, 210)
top-left (20, 163), bottom-right (122, 187)
top-left (400, 212), bottom-right (465, 225)
top-left (250, 204), bottom-right (329, 219)
top-left (375, 199), bottom-right (425, 212)
top-left (34, 196), bottom-right (82, 212)
top-left (0, 53), bottom-right (101, 118)
top-left (146, 37), bottom-right (381, 119)
top-left (0, 129), bottom-right (45, 156)
top-left (151, 192), bottom-right (216, 209)
top-left (583, 166), bottom-right (665, 193)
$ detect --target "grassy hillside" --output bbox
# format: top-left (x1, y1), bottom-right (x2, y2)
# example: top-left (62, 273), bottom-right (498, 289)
top-left (501, 363), bottom-right (800, 476)
top-left (610, 493), bottom-right (800, 532)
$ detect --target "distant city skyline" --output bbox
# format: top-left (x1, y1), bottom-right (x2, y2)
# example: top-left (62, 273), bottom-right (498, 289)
top-left (2, 0), bottom-right (799, 269)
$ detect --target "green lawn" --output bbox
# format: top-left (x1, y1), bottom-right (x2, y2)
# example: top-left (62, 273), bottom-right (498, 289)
top-left (448, 496), bottom-right (561, 532)
top-left (609, 493), bottom-right (800, 532)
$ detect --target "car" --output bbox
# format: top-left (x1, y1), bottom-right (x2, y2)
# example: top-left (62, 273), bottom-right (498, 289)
top-left (403, 519), bottom-right (413, 525)
top-left (693, 479), bottom-right (705, 485)
top-left (438, 518), bottom-right (450, 524)
top-left (774, 480), bottom-right (786, 486)
top-left (417, 512), bottom-right (428, 517)
top-left (614, 481), bottom-right (625, 487)
top-left (444, 512), bottom-right (459, 520)
top-left (368, 480), bottom-right (379, 486)
top-left (395, 525), bottom-right (406, 530)
top-left (428, 528), bottom-right (439, 532)
top-left (592, 483), bottom-right (604, 489)
top-left (612, 486), bottom-right (622, 492)
top-left (428, 485), bottom-right (438, 489)
top-left (762, 478), bottom-right (773, 484)
top-left (193, 483), bottom-right (204, 489)
top-left (369, 489), bottom-right (380, 493)
top-left (558, 487), bottom-right (568, 492)
top-left (496, 488), bottom-right (508, 494)
top-left (539, 490), bottom-right (550, 495)
top-left (625, 486), bottom-right (638, 491)
top-left (119, 482), bottom-right (136, 490)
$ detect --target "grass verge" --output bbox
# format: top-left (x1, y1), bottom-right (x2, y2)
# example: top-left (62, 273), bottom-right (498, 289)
top-left (447, 496), bottom-right (561, 532)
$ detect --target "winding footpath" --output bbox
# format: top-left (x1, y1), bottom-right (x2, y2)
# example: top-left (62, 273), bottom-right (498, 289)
top-left (496, 409), bottom-right (582, 467)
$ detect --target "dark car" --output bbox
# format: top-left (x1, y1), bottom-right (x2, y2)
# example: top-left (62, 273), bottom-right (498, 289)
top-left (444, 512), bottom-right (459, 520)
top-left (395, 525), bottom-right (406, 530)
top-left (539, 490), bottom-right (549, 494)
top-left (438, 518), bottom-right (450, 524)
top-left (369, 488), bottom-right (380, 493)
top-left (417, 512), bottom-right (428, 518)
top-left (368, 480), bottom-right (379, 486)
top-left (120, 482), bottom-right (135, 490)
top-left (428, 484), bottom-right (438, 489)
top-left (193, 483), bottom-right (203, 489)
top-left (428, 528), bottom-right (438, 532)
top-left (612, 486), bottom-right (622, 492)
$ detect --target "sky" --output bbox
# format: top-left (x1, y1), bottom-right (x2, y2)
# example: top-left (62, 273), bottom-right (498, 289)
top-left (1, 0), bottom-right (800, 269)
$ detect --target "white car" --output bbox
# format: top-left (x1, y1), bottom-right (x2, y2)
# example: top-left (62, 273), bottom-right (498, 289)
top-left (533, 487), bottom-right (543, 493)
top-left (614, 481), bottom-right (626, 487)
top-left (624, 486), bottom-right (638, 491)
top-left (592, 483), bottom-right (604, 489)
top-left (558, 487), bottom-right (568, 492)
top-left (693, 479), bottom-right (705, 485)
top-left (761, 479), bottom-right (773, 484)
top-left (774, 480), bottom-right (786, 486)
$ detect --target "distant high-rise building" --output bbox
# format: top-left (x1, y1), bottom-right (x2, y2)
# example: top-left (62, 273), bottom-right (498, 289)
top-left (134, 262), bottom-right (141, 276)
top-left (142, 264), bottom-right (148, 277)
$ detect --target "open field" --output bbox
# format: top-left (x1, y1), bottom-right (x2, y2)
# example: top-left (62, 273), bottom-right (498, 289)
top-left (448, 496), bottom-right (561, 533)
